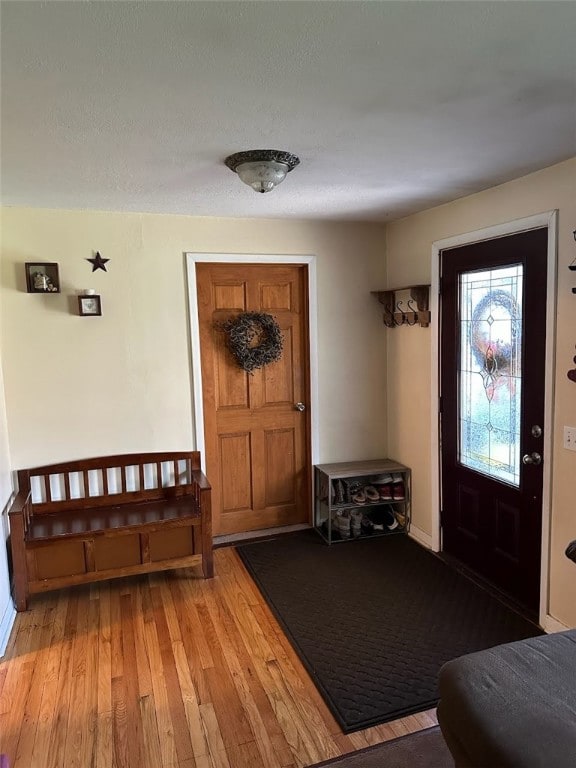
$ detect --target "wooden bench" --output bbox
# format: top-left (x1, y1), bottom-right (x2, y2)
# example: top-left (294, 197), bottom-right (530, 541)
top-left (8, 451), bottom-right (213, 611)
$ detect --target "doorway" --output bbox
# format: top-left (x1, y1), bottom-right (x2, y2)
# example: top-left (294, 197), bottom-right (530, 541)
top-left (440, 228), bottom-right (548, 612)
top-left (187, 255), bottom-right (317, 537)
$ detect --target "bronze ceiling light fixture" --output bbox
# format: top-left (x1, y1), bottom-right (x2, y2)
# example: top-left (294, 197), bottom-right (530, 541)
top-left (224, 149), bottom-right (300, 193)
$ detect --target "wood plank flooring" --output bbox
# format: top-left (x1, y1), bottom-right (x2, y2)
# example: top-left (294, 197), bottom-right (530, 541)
top-left (0, 545), bottom-right (437, 768)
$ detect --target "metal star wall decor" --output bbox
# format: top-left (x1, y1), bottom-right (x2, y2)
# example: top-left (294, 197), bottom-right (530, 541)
top-left (87, 251), bottom-right (109, 272)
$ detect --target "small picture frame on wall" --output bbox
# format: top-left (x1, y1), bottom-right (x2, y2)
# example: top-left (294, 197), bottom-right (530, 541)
top-left (25, 262), bottom-right (60, 293)
top-left (78, 294), bottom-right (102, 316)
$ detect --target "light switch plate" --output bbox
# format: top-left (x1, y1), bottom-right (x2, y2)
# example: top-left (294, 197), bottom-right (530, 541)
top-left (564, 426), bottom-right (576, 452)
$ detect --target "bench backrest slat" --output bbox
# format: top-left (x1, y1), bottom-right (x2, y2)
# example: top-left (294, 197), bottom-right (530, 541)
top-left (18, 451), bottom-right (202, 515)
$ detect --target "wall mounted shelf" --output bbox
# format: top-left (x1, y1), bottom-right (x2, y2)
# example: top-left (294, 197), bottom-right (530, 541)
top-left (372, 285), bottom-right (431, 328)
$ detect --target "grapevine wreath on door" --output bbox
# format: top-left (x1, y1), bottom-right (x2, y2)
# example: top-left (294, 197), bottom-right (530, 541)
top-left (220, 312), bottom-right (283, 374)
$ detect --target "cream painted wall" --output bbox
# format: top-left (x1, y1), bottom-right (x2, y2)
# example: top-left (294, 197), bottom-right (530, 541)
top-left (0, 285), bottom-right (15, 654)
top-left (0, 210), bottom-right (388, 475)
top-left (385, 157), bottom-right (576, 627)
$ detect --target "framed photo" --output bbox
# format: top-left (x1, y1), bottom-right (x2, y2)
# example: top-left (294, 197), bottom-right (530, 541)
top-left (78, 294), bottom-right (102, 316)
top-left (25, 262), bottom-right (60, 293)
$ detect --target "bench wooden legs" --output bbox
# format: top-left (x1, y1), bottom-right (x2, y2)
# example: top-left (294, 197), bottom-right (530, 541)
top-left (200, 487), bottom-right (214, 579)
top-left (202, 548), bottom-right (214, 579)
top-left (14, 583), bottom-right (29, 613)
top-left (8, 512), bottom-right (29, 612)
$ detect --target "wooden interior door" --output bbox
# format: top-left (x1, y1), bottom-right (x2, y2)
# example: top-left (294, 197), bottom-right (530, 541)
top-left (196, 263), bottom-right (311, 535)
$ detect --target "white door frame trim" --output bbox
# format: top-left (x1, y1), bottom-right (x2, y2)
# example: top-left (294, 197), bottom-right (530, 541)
top-left (185, 251), bottom-right (320, 472)
top-left (430, 210), bottom-right (558, 629)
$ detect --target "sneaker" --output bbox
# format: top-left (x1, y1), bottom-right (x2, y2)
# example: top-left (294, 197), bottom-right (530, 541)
top-left (372, 474), bottom-right (393, 499)
top-left (382, 505), bottom-right (399, 530)
top-left (364, 485), bottom-right (380, 503)
top-left (335, 510), bottom-right (351, 539)
top-left (391, 474), bottom-right (405, 501)
top-left (350, 509), bottom-right (363, 538)
top-left (375, 482), bottom-right (393, 501)
top-left (386, 516), bottom-right (399, 531)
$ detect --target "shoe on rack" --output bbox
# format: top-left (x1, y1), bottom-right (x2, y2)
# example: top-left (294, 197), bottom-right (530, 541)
top-left (351, 489), bottom-right (366, 505)
top-left (375, 484), bottom-right (392, 501)
top-left (372, 474), bottom-right (393, 500)
top-left (350, 509), bottom-right (363, 538)
top-left (335, 510), bottom-right (351, 539)
top-left (394, 511), bottom-right (407, 528)
top-left (342, 479), bottom-right (361, 504)
top-left (364, 485), bottom-right (380, 503)
top-left (361, 515), bottom-right (375, 536)
top-left (382, 505), bottom-right (399, 530)
top-left (346, 480), bottom-right (366, 505)
top-left (333, 479), bottom-right (345, 505)
top-left (391, 474), bottom-right (406, 501)
top-left (330, 513), bottom-right (343, 540)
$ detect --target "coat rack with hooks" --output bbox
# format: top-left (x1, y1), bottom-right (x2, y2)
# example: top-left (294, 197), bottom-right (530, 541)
top-left (372, 285), bottom-right (431, 328)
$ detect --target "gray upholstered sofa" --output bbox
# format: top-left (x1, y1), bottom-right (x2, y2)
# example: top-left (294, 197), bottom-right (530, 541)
top-left (438, 629), bottom-right (576, 767)
top-left (437, 544), bottom-right (576, 768)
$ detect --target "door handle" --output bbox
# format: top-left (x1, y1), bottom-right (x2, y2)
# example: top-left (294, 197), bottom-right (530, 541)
top-left (522, 452), bottom-right (542, 466)
top-left (294, 402), bottom-right (306, 412)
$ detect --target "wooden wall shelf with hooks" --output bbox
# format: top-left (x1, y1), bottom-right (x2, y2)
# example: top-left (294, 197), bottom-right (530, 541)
top-left (371, 285), bottom-right (431, 328)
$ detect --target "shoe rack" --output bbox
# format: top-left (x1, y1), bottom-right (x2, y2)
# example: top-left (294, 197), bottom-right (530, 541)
top-left (314, 459), bottom-right (411, 545)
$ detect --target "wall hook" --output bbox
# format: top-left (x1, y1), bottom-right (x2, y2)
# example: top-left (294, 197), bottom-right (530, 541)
top-left (395, 299), bottom-right (406, 326)
top-left (383, 298), bottom-right (395, 327)
top-left (406, 298), bottom-right (418, 325)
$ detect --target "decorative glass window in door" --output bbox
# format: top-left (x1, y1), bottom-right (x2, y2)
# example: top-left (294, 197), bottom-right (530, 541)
top-left (458, 264), bottom-right (523, 486)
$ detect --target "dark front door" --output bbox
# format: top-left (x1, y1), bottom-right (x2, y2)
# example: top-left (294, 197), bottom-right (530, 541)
top-left (440, 228), bottom-right (548, 612)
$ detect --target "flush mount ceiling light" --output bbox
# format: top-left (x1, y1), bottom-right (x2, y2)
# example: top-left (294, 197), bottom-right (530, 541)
top-left (224, 149), bottom-right (300, 194)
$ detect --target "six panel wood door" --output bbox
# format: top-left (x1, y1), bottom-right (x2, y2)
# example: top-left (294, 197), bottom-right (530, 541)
top-left (196, 263), bottom-right (311, 535)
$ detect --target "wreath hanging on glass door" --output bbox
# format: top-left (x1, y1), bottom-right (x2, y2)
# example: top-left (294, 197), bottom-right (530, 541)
top-left (220, 312), bottom-right (283, 374)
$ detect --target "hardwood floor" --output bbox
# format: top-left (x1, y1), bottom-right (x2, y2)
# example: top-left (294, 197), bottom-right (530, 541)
top-left (0, 545), bottom-right (437, 768)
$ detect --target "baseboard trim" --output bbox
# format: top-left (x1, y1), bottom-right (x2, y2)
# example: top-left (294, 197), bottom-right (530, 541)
top-left (214, 523), bottom-right (310, 548)
top-left (543, 614), bottom-right (570, 634)
top-left (0, 598), bottom-right (16, 658)
top-left (408, 525), bottom-right (433, 549)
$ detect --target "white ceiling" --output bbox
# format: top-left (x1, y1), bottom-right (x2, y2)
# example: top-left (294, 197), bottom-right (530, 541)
top-left (1, 1), bottom-right (575, 222)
